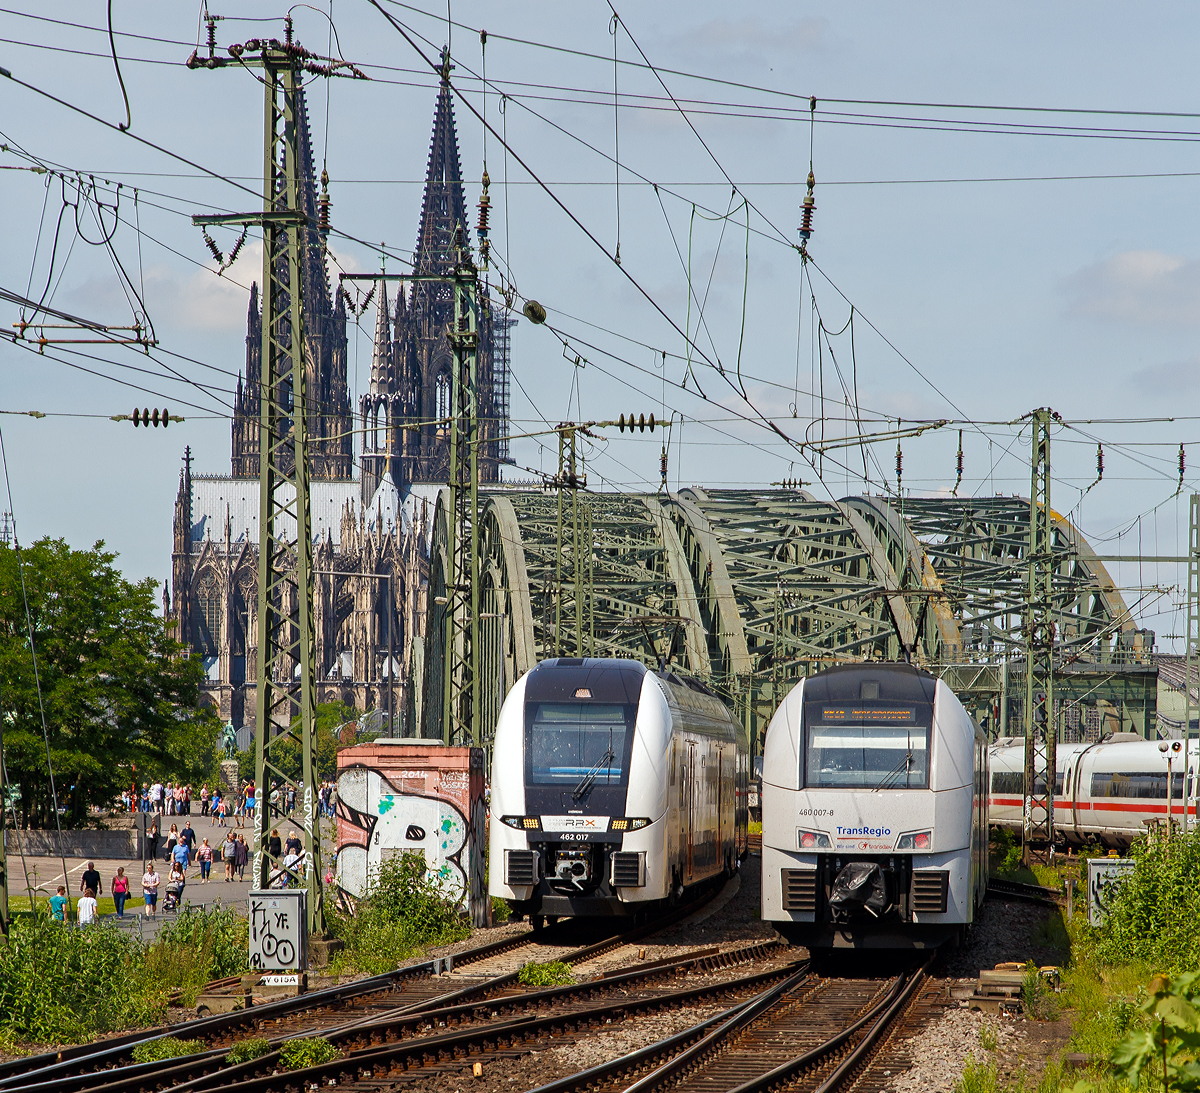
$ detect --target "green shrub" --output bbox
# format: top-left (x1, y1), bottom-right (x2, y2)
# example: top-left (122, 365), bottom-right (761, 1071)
top-left (0, 917), bottom-right (162, 1044)
top-left (225, 1037), bottom-right (272, 1065)
top-left (955, 1058), bottom-right (998, 1093)
top-left (490, 896), bottom-right (511, 923)
top-left (140, 903), bottom-right (249, 1007)
top-left (131, 1038), bottom-right (205, 1064)
top-left (327, 854), bottom-right (470, 976)
top-left (517, 960), bottom-right (575, 987)
top-left (279, 1037), bottom-right (340, 1070)
top-left (1091, 828), bottom-right (1200, 972)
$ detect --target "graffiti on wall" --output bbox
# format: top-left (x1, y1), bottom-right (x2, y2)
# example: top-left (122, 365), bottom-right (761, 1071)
top-left (336, 765), bottom-right (473, 908)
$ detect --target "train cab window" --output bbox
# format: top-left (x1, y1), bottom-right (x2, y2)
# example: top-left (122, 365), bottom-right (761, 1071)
top-left (525, 702), bottom-right (636, 786)
top-left (799, 666), bottom-right (936, 790)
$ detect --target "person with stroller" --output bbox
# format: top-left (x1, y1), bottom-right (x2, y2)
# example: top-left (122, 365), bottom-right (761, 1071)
top-left (164, 860), bottom-right (186, 912)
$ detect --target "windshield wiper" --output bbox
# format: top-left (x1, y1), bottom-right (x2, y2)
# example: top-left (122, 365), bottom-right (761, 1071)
top-left (572, 748), bottom-right (615, 801)
top-left (874, 733), bottom-right (914, 792)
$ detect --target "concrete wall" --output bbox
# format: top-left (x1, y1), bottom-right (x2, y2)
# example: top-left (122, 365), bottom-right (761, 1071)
top-left (4, 829), bottom-right (139, 858)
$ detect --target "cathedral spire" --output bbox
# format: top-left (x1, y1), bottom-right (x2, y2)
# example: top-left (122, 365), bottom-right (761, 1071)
top-left (414, 66), bottom-right (466, 275)
top-left (370, 280), bottom-right (391, 392)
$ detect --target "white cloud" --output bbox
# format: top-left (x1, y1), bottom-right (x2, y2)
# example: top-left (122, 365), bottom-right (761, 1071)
top-left (62, 241), bottom-right (365, 336)
top-left (1064, 249), bottom-right (1200, 326)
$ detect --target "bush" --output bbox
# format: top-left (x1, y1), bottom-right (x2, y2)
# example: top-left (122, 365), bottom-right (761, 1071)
top-left (490, 897), bottom-right (511, 923)
top-left (327, 854), bottom-right (470, 976)
top-left (0, 917), bottom-right (162, 1044)
top-left (141, 903), bottom-right (249, 1006)
top-left (279, 1037), bottom-right (340, 1070)
top-left (1091, 828), bottom-right (1200, 972)
top-left (131, 1038), bottom-right (205, 1064)
top-left (225, 1037), bottom-right (272, 1065)
top-left (517, 960), bottom-right (575, 987)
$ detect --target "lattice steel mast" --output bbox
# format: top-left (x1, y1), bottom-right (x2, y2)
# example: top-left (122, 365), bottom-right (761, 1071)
top-left (187, 19), bottom-right (361, 935)
top-left (1023, 408), bottom-right (1057, 857)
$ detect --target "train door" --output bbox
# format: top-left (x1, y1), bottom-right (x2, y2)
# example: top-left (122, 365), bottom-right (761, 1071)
top-left (685, 741), bottom-right (696, 881)
top-left (716, 746), bottom-right (724, 869)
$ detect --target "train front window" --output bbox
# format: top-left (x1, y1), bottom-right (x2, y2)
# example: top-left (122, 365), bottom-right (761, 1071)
top-left (526, 702), bottom-right (635, 787)
top-left (804, 709), bottom-right (931, 789)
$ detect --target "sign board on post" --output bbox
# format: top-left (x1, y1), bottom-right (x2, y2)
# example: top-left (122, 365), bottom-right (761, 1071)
top-left (248, 890), bottom-right (306, 971)
top-left (1087, 858), bottom-right (1136, 927)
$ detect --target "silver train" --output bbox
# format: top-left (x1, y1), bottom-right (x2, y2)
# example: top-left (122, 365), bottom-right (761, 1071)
top-left (489, 657), bottom-right (749, 922)
top-left (989, 733), bottom-right (1192, 848)
top-left (761, 664), bottom-right (989, 949)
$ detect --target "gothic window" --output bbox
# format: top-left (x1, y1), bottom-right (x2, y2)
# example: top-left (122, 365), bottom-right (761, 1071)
top-left (435, 372), bottom-right (450, 433)
top-left (194, 572), bottom-right (222, 656)
top-left (363, 406), bottom-right (374, 452)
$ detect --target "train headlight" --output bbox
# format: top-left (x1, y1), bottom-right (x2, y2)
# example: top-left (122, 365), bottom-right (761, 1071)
top-left (797, 829), bottom-right (831, 849)
top-left (895, 830), bottom-right (931, 850)
top-left (500, 815), bottom-right (541, 830)
top-left (611, 817), bottom-right (651, 831)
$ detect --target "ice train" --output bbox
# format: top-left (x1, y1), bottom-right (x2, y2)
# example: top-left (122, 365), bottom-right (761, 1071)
top-left (989, 734), bottom-right (1193, 848)
top-left (489, 657), bottom-right (748, 923)
top-left (760, 663), bottom-right (988, 949)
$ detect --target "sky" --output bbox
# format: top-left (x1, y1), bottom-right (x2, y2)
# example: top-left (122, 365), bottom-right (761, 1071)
top-left (1, 2), bottom-right (1199, 648)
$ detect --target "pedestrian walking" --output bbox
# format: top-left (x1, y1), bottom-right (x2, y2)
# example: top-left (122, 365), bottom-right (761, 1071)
top-left (197, 839), bottom-right (213, 881)
top-left (180, 820), bottom-right (197, 866)
top-left (49, 885), bottom-right (68, 921)
top-left (112, 867), bottom-right (130, 917)
top-left (78, 888), bottom-right (98, 925)
top-left (222, 832), bottom-right (237, 881)
top-left (268, 828), bottom-right (283, 859)
top-left (142, 862), bottom-right (160, 916)
top-left (164, 823), bottom-right (179, 863)
top-left (80, 860), bottom-right (102, 898)
top-left (148, 813), bottom-right (161, 861)
top-left (235, 833), bottom-right (248, 880)
top-left (200, 783), bottom-right (210, 817)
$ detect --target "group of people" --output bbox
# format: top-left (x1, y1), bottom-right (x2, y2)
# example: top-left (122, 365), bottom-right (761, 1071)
top-left (48, 861), bottom-right (135, 923)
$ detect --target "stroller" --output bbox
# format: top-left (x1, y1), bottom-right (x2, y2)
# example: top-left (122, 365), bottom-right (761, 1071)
top-left (163, 880), bottom-right (184, 913)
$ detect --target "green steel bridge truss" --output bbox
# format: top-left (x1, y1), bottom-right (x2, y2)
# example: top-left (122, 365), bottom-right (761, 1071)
top-left (417, 488), bottom-right (1154, 750)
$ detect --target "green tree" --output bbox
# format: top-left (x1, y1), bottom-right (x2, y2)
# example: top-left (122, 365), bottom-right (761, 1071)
top-left (0, 538), bottom-right (219, 828)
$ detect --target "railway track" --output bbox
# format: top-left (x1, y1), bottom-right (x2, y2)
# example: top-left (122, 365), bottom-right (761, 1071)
top-left (0, 880), bottom-right (749, 1093)
top-left (7, 944), bottom-right (799, 1093)
top-left (526, 954), bottom-right (940, 1093)
top-left (986, 877), bottom-right (1062, 906)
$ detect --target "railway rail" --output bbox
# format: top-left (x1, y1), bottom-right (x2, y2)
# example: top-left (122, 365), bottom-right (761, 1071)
top-left (986, 877), bottom-right (1062, 906)
top-left (0, 880), bottom-right (745, 1093)
top-left (527, 955), bottom-right (939, 1093)
top-left (10, 946), bottom-right (802, 1093)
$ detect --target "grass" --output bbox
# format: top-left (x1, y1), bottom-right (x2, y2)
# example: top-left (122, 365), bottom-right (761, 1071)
top-left (279, 1037), bottom-right (340, 1070)
top-left (130, 1038), bottom-right (205, 1064)
top-left (517, 960), bottom-right (575, 987)
top-left (225, 1038), bottom-right (272, 1065)
top-left (8, 894), bottom-right (146, 919)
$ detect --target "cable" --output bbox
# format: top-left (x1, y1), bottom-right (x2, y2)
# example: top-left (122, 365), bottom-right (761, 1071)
top-left (106, 0), bottom-right (132, 130)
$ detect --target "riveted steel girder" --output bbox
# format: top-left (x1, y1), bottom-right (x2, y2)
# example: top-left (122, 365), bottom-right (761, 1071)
top-left (423, 486), bottom-right (1147, 756)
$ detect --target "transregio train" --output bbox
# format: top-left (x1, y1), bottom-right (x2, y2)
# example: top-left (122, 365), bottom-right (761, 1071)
top-left (761, 664), bottom-right (988, 949)
top-left (989, 733), bottom-right (1193, 848)
top-left (489, 657), bottom-right (749, 923)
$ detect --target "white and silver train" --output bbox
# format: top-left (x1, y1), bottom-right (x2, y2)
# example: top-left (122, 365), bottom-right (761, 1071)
top-left (989, 734), bottom-right (1192, 848)
top-left (489, 657), bottom-right (749, 922)
top-left (761, 664), bottom-right (989, 949)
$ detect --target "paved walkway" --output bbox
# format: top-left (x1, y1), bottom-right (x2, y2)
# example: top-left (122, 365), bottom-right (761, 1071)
top-left (8, 811), bottom-right (337, 937)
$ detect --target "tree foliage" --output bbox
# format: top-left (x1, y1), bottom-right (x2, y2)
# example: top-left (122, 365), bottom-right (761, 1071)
top-left (0, 538), bottom-right (219, 827)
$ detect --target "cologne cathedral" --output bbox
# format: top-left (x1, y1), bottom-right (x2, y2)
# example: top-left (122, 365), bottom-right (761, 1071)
top-left (168, 76), bottom-right (511, 735)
